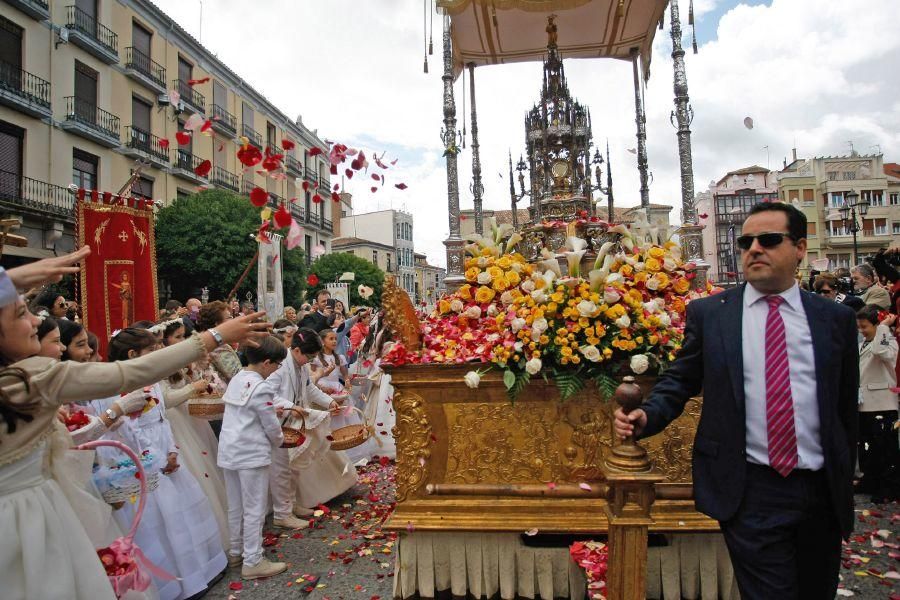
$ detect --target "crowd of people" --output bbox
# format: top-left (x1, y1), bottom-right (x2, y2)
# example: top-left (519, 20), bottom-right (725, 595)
top-left (0, 250), bottom-right (398, 600)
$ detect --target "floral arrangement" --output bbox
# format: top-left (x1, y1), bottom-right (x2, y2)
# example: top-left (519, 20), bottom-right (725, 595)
top-left (569, 540), bottom-right (609, 600)
top-left (384, 218), bottom-right (719, 400)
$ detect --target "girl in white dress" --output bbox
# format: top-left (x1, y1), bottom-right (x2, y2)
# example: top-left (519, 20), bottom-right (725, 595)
top-left (0, 279), bottom-right (270, 600)
top-left (158, 320), bottom-right (228, 547)
top-left (104, 328), bottom-right (227, 599)
top-left (348, 325), bottom-right (396, 461)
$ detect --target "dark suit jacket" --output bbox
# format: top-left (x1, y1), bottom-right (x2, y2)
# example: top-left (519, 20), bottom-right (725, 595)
top-left (298, 311), bottom-right (329, 333)
top-left (639, 284), bottom-right (859, 537)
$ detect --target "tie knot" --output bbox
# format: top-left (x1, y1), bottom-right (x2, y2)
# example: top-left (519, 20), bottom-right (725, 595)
top-left (766, 295), bottom-right (785, 310)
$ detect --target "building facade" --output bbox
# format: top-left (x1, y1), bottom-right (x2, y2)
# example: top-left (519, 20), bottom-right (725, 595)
top-left (339, 209), bottom-right (415, 298)
top-left (414, 251), bottom-right (446, 306)
top-left (332, 236), bottom-right (394, 274)
top-left (779, 153), bottom-right (899, 273)
top-left (0, 0), bottom-right (333, 267)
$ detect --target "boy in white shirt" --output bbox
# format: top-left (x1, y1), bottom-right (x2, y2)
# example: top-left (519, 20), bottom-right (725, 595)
top-left (218, 336), bottom-right (296, 579)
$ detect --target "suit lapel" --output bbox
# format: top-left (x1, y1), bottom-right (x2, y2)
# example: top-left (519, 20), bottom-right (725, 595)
top-left (718, 285), bottom-right (746, 413)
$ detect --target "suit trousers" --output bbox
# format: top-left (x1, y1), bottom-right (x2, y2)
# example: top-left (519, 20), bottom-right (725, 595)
top-left (858, 410), bottom-right (900, 500)
top-left (223, 466), bottom-right (269, 567)
top-left (719, 462), bottom-right (842, 600)
top-left (268, 447), bottom-right (293, 520)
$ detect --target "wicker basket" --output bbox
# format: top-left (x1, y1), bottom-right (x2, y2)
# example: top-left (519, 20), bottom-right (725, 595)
top-left (281, 414), bottom-right (307, 449)
top-left (330, 406), bottom-right (370, 451)
top-left (98, 467), bottom-right (160, 505)
top-left (188, 395), bottom-right (225, 419)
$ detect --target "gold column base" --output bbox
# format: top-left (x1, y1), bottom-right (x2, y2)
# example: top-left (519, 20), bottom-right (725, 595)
top-left (605, 440), bottom-right (652, 473)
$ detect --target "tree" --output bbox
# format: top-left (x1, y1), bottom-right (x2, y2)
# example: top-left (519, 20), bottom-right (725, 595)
top-left (308, 252), bottom-right (385, 308)
top-left (155, 189), bottom-right (307, 302)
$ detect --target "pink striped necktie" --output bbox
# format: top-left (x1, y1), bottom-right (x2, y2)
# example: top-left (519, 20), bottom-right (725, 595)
top-left (764, 295), bottom-right (798, 477)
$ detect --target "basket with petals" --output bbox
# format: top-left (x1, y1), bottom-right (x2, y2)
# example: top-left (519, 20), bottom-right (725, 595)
top-left (330, 406), bottom-right (370, 451)
top-left (188, 395), bottom-right (224, 419)
top-left (92, 452), bottom-right (160, 505)
top-left (281, 413), bottom-right (307, 449)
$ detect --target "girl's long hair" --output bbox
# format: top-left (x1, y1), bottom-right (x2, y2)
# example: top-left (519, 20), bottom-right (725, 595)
top-left (0, 367), bottom-right (35, 441)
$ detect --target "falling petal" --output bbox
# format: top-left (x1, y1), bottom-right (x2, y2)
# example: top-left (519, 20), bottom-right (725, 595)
top-left (371, 187), bottom-right (378, 193)
top-left (743, 116), bottom-right (754, 130)
top-left (524, 528), bottom-right (539, 536)
top-left (627, 148), bottom-right (637, 154)
top-left (282, 139), bottom-right (296, 151)
top-left (187, 76), bottom-right (210, 86)
top-left (309, 146), bottom-right (323, 156)
top-left (193, 159), bottom-right (212, 178)
top-left (175, 131), bottom-right (191, 146)
top-left (249, 187), bottom-right (269, 207)
top-left (238, 145), bottom-right (263, 167)
top-left (578, 482), bottom-right (592, 491)
top-left (286, 219), bottom-right (303, 249)
top-left (312, 244), bottom-right (326, 258)
top-left (395, 183), bottom-right (408, 190)
top-left (406, 521), bottom-right (415, 532)
top-left (274, 204), bottom-right (292, 228)
top-left (184, 113), bottom-right (205, 132)
top-left (307, 274), bottom-right (319, 286)
top-left (158, 138), bottom-right (170, 149)
top-left (313, 194), bottom-right (323, 204)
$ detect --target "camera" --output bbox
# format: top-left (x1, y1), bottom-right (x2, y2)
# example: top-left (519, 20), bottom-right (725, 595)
top-left (836, 277), bottom-right (854, 295)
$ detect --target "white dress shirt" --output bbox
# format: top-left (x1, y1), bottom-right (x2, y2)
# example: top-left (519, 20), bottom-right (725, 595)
top-left (742, 283), bottom-right (823, 470)
top-left (218, 370), bottom-right (284, 470)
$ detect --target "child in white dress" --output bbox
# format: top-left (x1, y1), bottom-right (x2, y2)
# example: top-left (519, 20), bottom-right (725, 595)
top-left (219, 336), bottom-right (293, 580)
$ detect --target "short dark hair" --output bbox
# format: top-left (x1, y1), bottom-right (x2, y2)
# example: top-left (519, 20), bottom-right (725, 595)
top-left (856, 305), bottom-right (881, 325)
top-left (164, 299), bottom-right (182, 311)
top-left (31, 290), bottom-right (64, 313)
top-left (245, 335), bottom-right (287, 365)
top-left (813, 273), bottom-right (838, 292)
top-left (291, 327), bottom-right (323, 355)
top-left (107, 327), bottom-right (158, 362)
top-left (58, 319), bottom-right (85, 361)
top-left (36, 314), bottom-right (59, 341)
top-left (131, 320), bottom-right (156, 330)
top-left (315, 289), bottom-right (330, 302)
top-left (196, 301), bottom-right (228, 331)
top-left (747, 202), bottom-right (807, 242)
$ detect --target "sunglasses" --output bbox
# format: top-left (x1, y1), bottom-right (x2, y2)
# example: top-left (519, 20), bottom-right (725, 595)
top-left (815, 288), bottom-right (835, 295)
top-left (735, 232), bottom-right (795, 251)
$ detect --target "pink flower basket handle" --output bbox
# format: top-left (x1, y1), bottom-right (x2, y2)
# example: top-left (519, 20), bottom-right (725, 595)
top-left (76, 439), bottom-right (177, 598)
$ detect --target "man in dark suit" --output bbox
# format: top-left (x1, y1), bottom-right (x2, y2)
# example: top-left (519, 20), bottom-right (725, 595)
top-left (615, 202), bottom-right (858, 599)
top-left (298, 289), bottom-right (332, 332)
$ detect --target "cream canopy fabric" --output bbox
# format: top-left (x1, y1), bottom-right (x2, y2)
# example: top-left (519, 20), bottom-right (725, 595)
top-left (437, 0), bottom-right (669, 79)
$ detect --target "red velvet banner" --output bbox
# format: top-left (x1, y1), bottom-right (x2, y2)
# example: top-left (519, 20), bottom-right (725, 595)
top-left (77, 197), bottom-right (158, 359)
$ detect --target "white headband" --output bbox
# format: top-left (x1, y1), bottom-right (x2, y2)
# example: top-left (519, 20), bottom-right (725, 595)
top-left (148, 317), bottom-right (183, 335)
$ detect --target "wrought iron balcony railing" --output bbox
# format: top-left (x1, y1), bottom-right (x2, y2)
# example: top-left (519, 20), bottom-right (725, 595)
top-left (175, 150), bottom-right (207, 177)
top-left (0, 60), bottom-right (51, 109)
top-left (210, 104), bottom-right (236, 133)
top-left (173, 79), bottom-right (204, 113)
top-left (124, 47), bottom-right (166, 89)
top-left (211, 167), bottom-right (239, 192)
top-left (63, 96), bottom-right (120, 139)
top-left (285, 155), bottom-right (302, 175)
top-left (242, 124), bottom-right (262, 148)
top-left (125, 126), bottom-right (170, 163)
top-left (65, 5), bottom-right (118, 55)
top-left (0, 169), bottom-right (73, 217)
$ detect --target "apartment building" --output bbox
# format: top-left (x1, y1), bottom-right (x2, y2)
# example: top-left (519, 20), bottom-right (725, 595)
top-left (0, 0), bottom-right (333, 266)
top-left (332, 236), bottom-right (395, 275)
top-left (339, 209), bottom-right (416, 298)
top-left (779, 152), bottom-right (899, 272)
top-left (413, 251), bottom-right (446, 306)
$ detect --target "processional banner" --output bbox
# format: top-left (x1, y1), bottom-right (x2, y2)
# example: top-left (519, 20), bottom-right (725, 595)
top-left (257, 232), bottom-right (284, 319)
top-left (77, 195), bottom-right (158, 358)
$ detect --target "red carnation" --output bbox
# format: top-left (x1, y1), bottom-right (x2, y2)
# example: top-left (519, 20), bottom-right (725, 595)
top-left (249, 187), bottom-right (269, 207)
top-left (281, 139), bottom-right (296, 151)
top-left (237, 144), bottom-right (262, 167)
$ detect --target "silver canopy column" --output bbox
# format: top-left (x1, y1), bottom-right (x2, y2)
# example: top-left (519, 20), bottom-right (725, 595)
top-left (441, 13), bottom-right (465, 290)
top-left (468, 63), bottom-right (485, 236)
top-left (669, 0), bottom-right (708, 289)
top-left (631, 48), bottom-right (650, 208)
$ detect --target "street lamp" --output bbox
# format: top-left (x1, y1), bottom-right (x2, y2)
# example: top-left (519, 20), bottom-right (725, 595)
top-left (838, 190), bottom-right (869, 265)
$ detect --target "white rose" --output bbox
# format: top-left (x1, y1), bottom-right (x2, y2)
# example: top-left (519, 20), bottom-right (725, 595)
top-left (487, 304), bottom-right (499, 317)
top-left (624, 255), bottom-right (637, 266)
top-left (579, 345), bottom-right (602, 362)
top-left (464, 305), bottom-right (482, 319)
top-left (464, 371), bottom-right (481, 388)
top-left (532, 317), bottom-right (549, 333)
top-left (606, 273), bottom-right (623, 286)
top-left (525, 358), bottom-right (543, 375)
top-left (477, 256), bottom-right (489, 268)
top-left (477, 271), bottom-right (492, 285)
top-left (500, 291), bottom-right (515, 305)
top-left (510, 262), bottom-right (523, 273)
top-left (646, 276), bottom-right (660, 291)
top-left (663, 257), bottom-right (678, 272)
top-left (521, 279), bottom-right (536, 293)
top-left (615, 314), bottom-right (631, 329)
top-left (530, 289), bottom-right (548, 303)
top-left (513, 341), bottom-right (523, 351)
top-left (630, 354), bottom-right (650, 375)
top-left (603, 289), bottom-right (621, 304)
top-left (486, 333), bottom-right (500, 343)
top-left (511, 318), bottom-right (526, 333)
top-left (658, 313), bottom-right (671, 328)
top-left (577, 300), bottom-right (598, 318)
top-left (634, 262), bottom-right (645, 272)
top-left (450, 299), bottom-right (464, 313)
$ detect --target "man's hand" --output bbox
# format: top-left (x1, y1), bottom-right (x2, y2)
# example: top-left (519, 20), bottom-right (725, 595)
top-left (7, 246), bottom-right (91, 289)
top-left (613, 407), bottom-right (648, 440)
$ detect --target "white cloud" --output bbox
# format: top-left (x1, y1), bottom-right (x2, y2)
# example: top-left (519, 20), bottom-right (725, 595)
top-left (153, 0), bottom-right (900, 267)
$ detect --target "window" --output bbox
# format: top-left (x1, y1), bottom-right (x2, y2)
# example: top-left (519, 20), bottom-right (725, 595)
top-left (0, 121), bottom-right (24, 197)
top-left (843, 171), bottom-right (856, 180)
top-left (266, 122), bottom-right (276, 149)
top-left (788, 189), bottom-right (799, 203)
top-left (827, 253), bottom-right (852, 270)
top-left (242, 103), bottom-right (254, 130)
top-left (803, 189), bottom-right (814, 205)
top-left (828, 171), bottom-right (838, 181)
top-left (386, 254), bottom-right (391, 272)
top-left (893, 223), bottom-right (900, 235)
top-left (864, 218), bottom-right (888, 236)
top-left (178, 56), bottom-right (192, 84)
top-left (830, 192), bottom-right (844, 208)
top-left (76, 0), bottom-right (97, 21)
top-left (891, 193), bottom-right (899, 206)
top-left (132, 175), bottom-right (153, 200)
top-left (131, 95), bottom-right (151, 133)
top-left (213, 80), bottom-right (227, 110)
top-left (372, 250), bottom-right (378, 265)
top-left (131, 21), bottom-right (152, 59)
top-left (213, 135), bottom-right (226, 170)
top-left (304, 234), bottom-right (312, 264)
top-left (74, 61), bottom-right (98, 119)
top-left (0, 16), bottom-right (23, 71)
top-left (871, 191), bottom-right (884, 207)
top-left (176, 188), bottom-right (191, 200)
top-left (828, 221), bottom-right (848, 237)
top-left (807, 222), bottom-right (817, 238)
top-left (72, 148), bottom-right (98, 190)
top-left (396, 223), bottom-right (400, 240)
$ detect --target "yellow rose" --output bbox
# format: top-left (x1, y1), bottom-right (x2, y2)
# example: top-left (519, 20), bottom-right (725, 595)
top-left (648, 247), bottom-right (665, 259)
top-left (487, 266), bottom-right (504, 280)
top-left (505, 270), bottom-right (521, 286)
top-left (438, 300), bottom-right (451, 314)
top-left (560, 346), bottom-right (573, 357)
top-left (497, 256), bottom-right (512, 270)
top-left (674, 278), bottom-right (691, 294)
top-left (465, 267), bottom-right (480, 282)
top-left (654, 273), bottom-right (670, 289)
top-left (645, 258), bottom-right (661, 272)
top-left (550, 292), bottom-right (564, 303)
top-left (493, 277), bottom-right (511, 292)
top-left (620, 265), bottom-right (634, 277)
top-left (571, 355), bottom-right (581, 364)
top-left (634, 271), bottom-right (649, 284)
top-left (475, 286), bottom-right (497, 303)
top-left (458, 284), bottom-right (472, 300)
top-left (649, 335), bottom-right (659, 345)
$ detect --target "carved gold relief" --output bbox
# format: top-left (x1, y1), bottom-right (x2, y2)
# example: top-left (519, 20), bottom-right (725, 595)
top-left (393, 389), bottom-right (432, 502)
top-left (645, 398), bottom-right (701, 482)
top-left (561, 402), bottom-right (612, 481)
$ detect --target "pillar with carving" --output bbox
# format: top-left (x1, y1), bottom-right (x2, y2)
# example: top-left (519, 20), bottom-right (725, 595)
top-left (468, 63), bottom-right (484, 236)
top-left (669, 0), bottom-right (709, 290)
top-left (631, 49), bottom-right (650, 208)
top-left (441, 14), bottom-right (465, 290)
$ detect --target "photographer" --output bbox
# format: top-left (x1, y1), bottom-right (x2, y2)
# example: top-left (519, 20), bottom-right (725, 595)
top-left (852, 263), bottom-right (892, 309)
top-left (873, 248), bottom-right (900, 314)
top-left (813, 273), bottom-right (865, 311)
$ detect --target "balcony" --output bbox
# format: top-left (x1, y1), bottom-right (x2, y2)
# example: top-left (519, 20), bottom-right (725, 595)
top-left (124, 47), bottom-right (166, 94)
top-left (0, 61), bottom-right (51, 119)
top-left (285, 155), bottom-right (302, 177)
top-left (172, 79), bottom-right (204, 114)
top-left (210, 104), bottom-right (236, 136)
top-left (241, 124), bottom-right (262, 148)
top-left (61, 96), bottom-right (120, 147)
top-left (0, 170), bottom-right (74, 219)
top-left (305, 165), bottom-right (318, 182)
top-left (2, 0), bottom-right (49, 21)
top-left (123, 126), bottom-right (170, 168)
top-left (241, 178), bottom-right (256, 195)
top-left (65, 6), bottom-right (118, 64)
top-left (172, 150), bottom-right (208, 184)
top-left (211, 167), bottom-right (239, 192)
top-left (319, 179), bottom-right (331, 194)
top-left (289, 203), bottom-right (305, 222)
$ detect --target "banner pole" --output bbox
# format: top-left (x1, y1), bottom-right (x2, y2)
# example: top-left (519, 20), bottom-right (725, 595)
top-left (227, 249), bottom-right (260, 302)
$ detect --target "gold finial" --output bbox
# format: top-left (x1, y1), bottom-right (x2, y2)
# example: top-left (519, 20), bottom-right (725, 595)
top-left (546, 15), bottom-right (558, 48)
